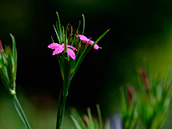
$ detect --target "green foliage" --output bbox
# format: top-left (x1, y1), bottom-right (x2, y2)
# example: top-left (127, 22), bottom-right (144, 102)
top-left (51, 12), bottom-right (110, 82)
top-left (51, 13), bottom-right (109, 129)
top-left (138, 69), bottom-right (172, 129)
top-left (120, 87), bottom-right (141, 129)
top-left (0, 34), bottom-right (31, 129)
top-left (71, 105), bottom-right (103, 129)
top-left (0, 34), bottom-right (17, 94)
top-left (120, 68), bottom-right (172, 129)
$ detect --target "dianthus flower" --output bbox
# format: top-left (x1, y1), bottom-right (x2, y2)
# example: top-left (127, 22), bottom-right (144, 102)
top-left (77, 34), bottom-right (100, 50)
top-left (48, 43), bottom-right (78, 59)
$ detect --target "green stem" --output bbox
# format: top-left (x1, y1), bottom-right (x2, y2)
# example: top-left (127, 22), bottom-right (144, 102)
top-left (56, 80), bottom-right (70, 129)
top-left (11, 94), bottom-right (31, 129)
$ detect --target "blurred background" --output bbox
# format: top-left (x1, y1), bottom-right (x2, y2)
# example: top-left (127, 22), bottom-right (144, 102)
top-left (1, 0), bottom-right (172, 128)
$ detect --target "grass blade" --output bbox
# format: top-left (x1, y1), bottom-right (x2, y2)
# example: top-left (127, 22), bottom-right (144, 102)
top-left (86, 29), bottom-right (110, 53)
top-left (96, 104), bottom-right (103, 129)
top-left (71, 109), bottom-right (87, 129)
top-left (53, 25), bottom-right (61, 43)
top-left (56, 12), bottom-right (62, 41)
top-left (82, 14), bottom-right (85, 34)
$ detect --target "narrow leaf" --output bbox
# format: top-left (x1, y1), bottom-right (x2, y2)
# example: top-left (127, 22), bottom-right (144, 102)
top-left (51, 35), bottom-right (55, 43)
top-left (56, 90), bottom-right (63, 128)
top-left (96, 104), bottom-right (103, 129)
top-left (71, 45), bottom-right (89, 79)
top-left (64, 24), bottom-right (69, 53)
top-left (71, 109), bottom-right (87, 129)
top-left (53, 25), bottom-right (61, 43)
top-left (86, 28), bottom-right (110, 53)
top-left (82, 14), bottom-right (85, 34)
top-left (56, 12), bottom-right (62, 41)
top-left (10, 33), bottom-right (17, 84)
top-left (70, 115), bottom-right (82, 129)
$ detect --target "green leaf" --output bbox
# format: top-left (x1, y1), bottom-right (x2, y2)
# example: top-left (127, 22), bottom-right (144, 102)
top-left (53, 25), bottom-right (61, 43)
top-left (56, 12), bottom-right (62, 41)
top-left (70, 115), bottom-right (82, 129)
top-left (71, 29), bottom-right (109, 80)
top-left (87, 108), bottom-right (94, 129)
top-left (71, 109), bottom-right (87, 129)
top-left (120, 87), bottom-right (127, 121)
top-left (0, 67), bottom-right (9, 88)
top-left (86, 29), bottom-right (110, 54)
top-left (64, 24), bottom-right (69, 53)
top-left (82, 14), bottom-right (85, 35)
top-left (71, 45), bottom-right (89, 80)
top-left (77, 20), bottom-right (81, 34)
top-left (10, 33), bottom-right (17, 86)
top-left (56, 90), bottom-right (63, 128)
top-left (96, 104), bottom-right (103, 129)
top-left (51, 35), bottom-right (55, 43)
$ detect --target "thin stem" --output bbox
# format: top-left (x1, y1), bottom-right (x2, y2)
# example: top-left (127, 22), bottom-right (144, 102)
top-left (56, 80), bottom-right (70, 129)
top-left (96, 104), bottom-right (103, 129)
top-left (11, 94), bottom-right (31, 129)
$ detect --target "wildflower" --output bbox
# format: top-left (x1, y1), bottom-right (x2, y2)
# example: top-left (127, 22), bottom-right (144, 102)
top-left (48, 43), bottom-right (78, 59)
top-left (77, 34), bottom-right (100, 50)
top-left (49, 12), bottom-right (109, 129)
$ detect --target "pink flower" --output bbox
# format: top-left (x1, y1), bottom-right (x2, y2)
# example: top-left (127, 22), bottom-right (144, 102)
top-left (77, 34), bottom-right (100, 50)
top-left (48, 43), bottom-right (78, 59)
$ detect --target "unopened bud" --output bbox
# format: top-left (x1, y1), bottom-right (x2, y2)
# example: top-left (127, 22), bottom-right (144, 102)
top-left (128, 87), bottom-right (135, 104)
top-left (140, 69), bottom-right (150, 92)
top-left (83, 114), bottom-right (89, 126)
top-left (0, 40), bottom-right (4, 53)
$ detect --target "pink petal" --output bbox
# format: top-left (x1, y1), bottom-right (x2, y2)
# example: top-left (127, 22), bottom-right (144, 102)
top-left (67, 48), bottom-right (76, 59)
top-left (62, 43), bottom-right (78, 51)
top-left (67, 45), bottom-right (78, 51)
top-left (77, 35), bottom-right (90, 42)
top-left (89, 40), bottom-right (99, 50)
top-left (52, 47), bottom-right (64, 55)
top-left (48, 43), bottom-right (61, 49)
top-left (93, 44), bottom-right (99, 50)
top-left (52, 49), bottom-right (58, 55)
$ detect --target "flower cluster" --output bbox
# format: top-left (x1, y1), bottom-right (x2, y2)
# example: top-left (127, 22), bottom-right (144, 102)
top-left (48, 35), bottom-right (100, 59)
top-left (116, 68), bottom-right (172, 129)
top-left (0, 34), bottom-right (17, 95)
top-left (48, 43), bottom-right (78, 59)
top-left (47, 12), bottom-right (109, 129)
top-left (48, 12), bottom-right (109, 82)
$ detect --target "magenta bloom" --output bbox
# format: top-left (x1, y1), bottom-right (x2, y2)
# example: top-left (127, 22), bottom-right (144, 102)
top-left (77, 34), bottom-right (100, 50)
top-left (48, 43), bottom-right (78, 59)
